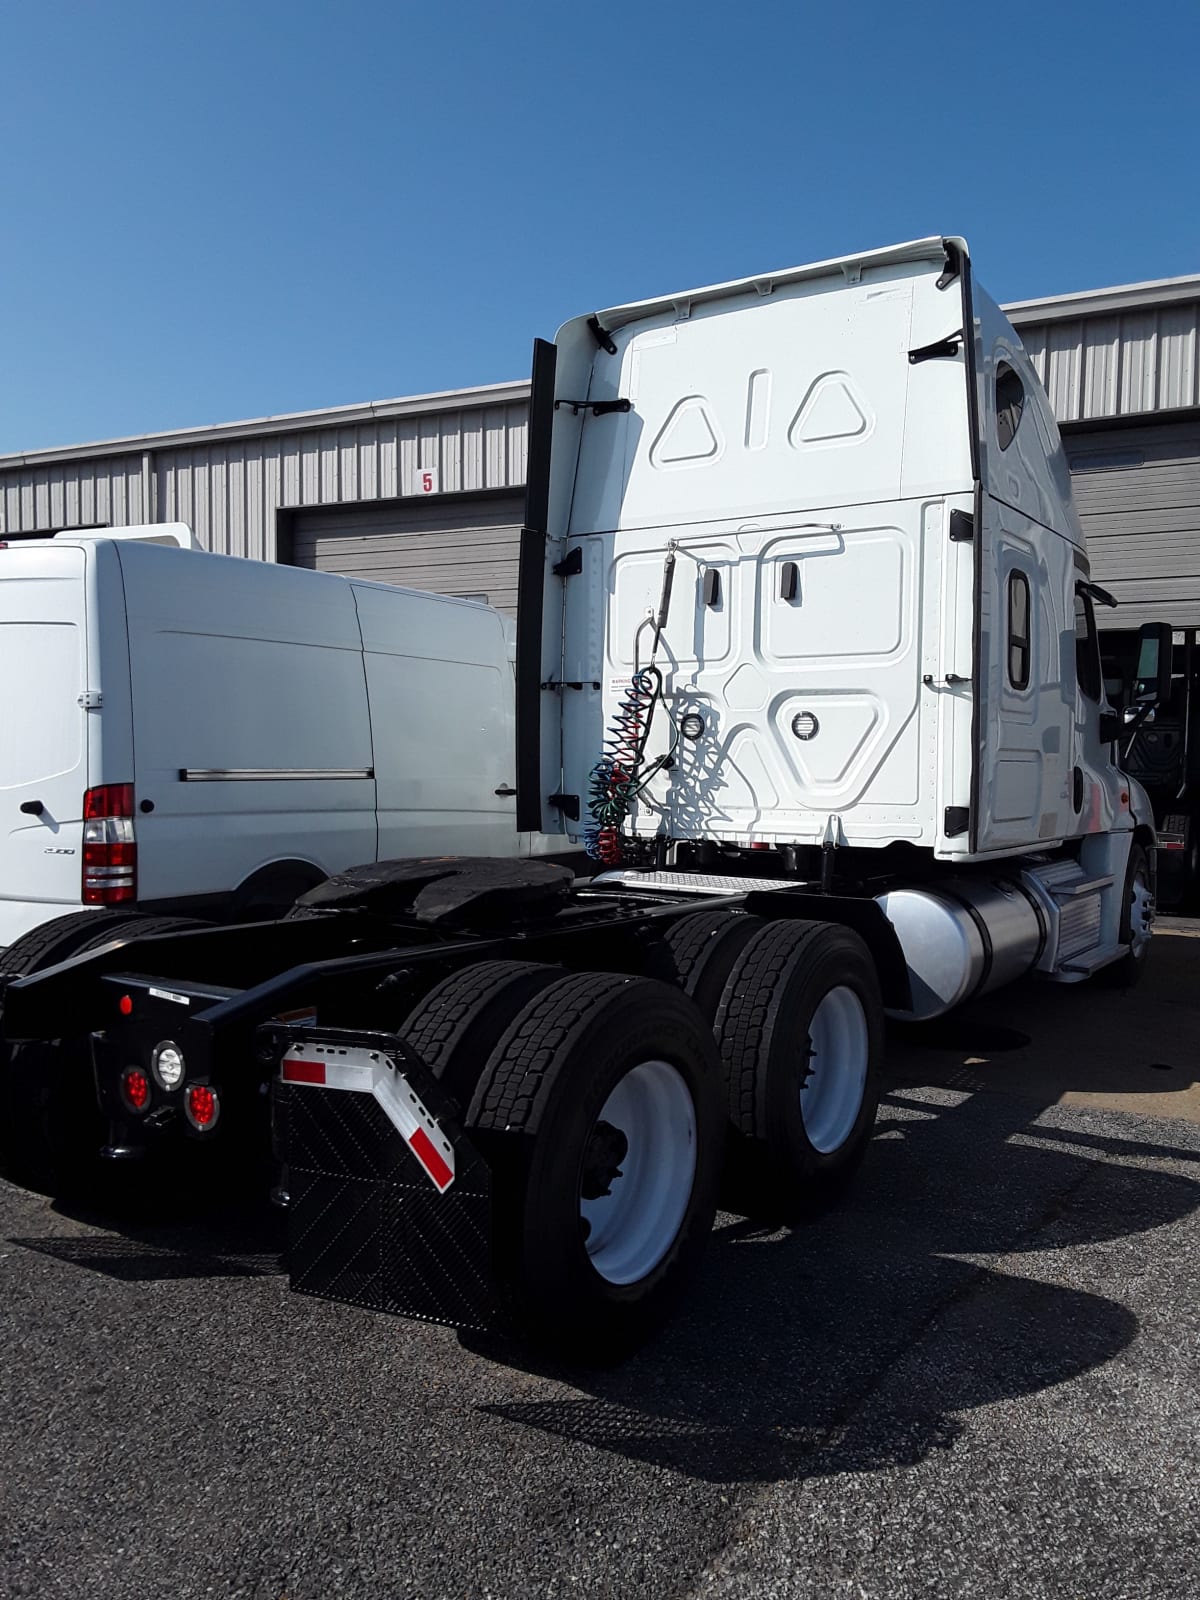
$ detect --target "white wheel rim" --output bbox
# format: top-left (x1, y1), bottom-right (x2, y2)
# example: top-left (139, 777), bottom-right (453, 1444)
top-left (579, 1059), bottom-right (697, 1286)
top-left (1130, 864), bottom-right (1154, 957)
top-left (801, 986), bottom-right (869, 1154)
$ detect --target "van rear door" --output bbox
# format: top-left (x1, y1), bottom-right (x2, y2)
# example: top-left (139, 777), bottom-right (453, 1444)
top-left (0, 544), bottom-right (90, 921)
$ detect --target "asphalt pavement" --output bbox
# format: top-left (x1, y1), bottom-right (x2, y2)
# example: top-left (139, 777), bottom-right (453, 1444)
top-left (1, 941), bottom-right (1198, 1599)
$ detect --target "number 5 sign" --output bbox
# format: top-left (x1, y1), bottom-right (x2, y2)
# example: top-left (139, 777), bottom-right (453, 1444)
top-left (412, 466), bottom-right (439, 495)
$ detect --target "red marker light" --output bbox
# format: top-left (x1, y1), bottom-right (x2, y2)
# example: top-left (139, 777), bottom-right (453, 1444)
top-left (121, 1067), bottom-right (150, 1113)
top-left (119, 994), bottom-right (134, 1017)
top-left (185, 1084), bottom-right (219, 1130)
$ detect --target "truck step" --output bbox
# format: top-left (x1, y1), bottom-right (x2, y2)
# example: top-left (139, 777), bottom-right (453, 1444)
top-left (1048, 874), bottom-right (1114, 899)
top-left (1056, 944), bottom-right (1124, 978)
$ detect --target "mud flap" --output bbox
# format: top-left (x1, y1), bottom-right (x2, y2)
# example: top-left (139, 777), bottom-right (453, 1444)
top-left (270, 1027), bottom-right (498, 1332)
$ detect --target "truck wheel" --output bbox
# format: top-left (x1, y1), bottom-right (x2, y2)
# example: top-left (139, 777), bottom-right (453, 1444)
top-left (0, 910), bottom-right (149, 1183)
top-left (0, 914), bottom-right (205, 1195)
top-left (398, 959), bottom-right (564, 1112)
top-left (647, 908), bottom-right (766, 1020)
top-left (0, 909), bottom-right (150, 982)
top-left (1099, 842), bottom-right (1153, 990)
top-left (714, 919), bottom-right (883, 1219)
top-left (467, 973), bottom-right (723, 1360)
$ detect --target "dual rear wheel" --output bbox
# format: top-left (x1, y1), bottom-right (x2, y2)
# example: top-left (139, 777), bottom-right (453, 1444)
top-left (398, 910), bottom-right (883, 1358)
top-left (401, 964), bottom-right (723, 1359)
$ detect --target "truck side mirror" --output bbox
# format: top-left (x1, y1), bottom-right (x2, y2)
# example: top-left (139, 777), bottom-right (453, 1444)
top-left (1134, 622), bottom-right (1174, 708)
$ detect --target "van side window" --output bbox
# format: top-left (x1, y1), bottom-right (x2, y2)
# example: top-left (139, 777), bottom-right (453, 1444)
top-left (996, 362), bottom-right (1025, 451)
top-left (1007, 571), bottom-right (1031, 690)
top-left (1074, 585), bottom-right (1102, 702)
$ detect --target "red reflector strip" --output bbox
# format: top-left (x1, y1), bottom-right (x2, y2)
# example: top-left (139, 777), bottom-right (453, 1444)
top-left (282, 1057), bottom-right (326, 1085)
top-left (409, 1125), bottom-right (454, 1192)
top-left (1162, 840), bottom-right (1186, 850)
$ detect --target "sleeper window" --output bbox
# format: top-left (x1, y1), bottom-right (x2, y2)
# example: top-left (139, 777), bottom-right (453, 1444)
top-left (996, 362), bottom-right (1025, 451)
top-left (1007, 571), bottom-right (1031, 690)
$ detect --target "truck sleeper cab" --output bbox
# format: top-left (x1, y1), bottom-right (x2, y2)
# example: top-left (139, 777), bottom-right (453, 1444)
top-left (0, 238), bottom-right (1164, 1360)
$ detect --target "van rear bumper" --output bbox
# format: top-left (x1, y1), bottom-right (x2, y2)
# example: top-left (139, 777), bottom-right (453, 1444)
top-left (0, 899), bottom-right (91, 955)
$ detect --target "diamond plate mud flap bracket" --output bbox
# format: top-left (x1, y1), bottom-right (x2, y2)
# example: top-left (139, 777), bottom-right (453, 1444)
top-left (266, 1025), bottom-right (497, 1332)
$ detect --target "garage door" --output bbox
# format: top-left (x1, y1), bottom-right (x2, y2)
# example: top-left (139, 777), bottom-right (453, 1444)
top-left (1067, 419), bottom-right (1200, 629)
top-left (288, 491), bottom-right (525, 615)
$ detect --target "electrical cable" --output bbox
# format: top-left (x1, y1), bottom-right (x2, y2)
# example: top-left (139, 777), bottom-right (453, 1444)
top-left (584, 546), bottom-right (681, 863)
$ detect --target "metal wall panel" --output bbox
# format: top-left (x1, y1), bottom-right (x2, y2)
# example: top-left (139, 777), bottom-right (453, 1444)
top-left (1067, 420), bottom-right (1200, 627)
top-left (1016, 301), bottom-right (1200, 424)
top-left (289, 492), bottom-right (526, 614)
top-left (0, 400), bottom-right (529, 558)
top-left (1, 453), bottom-right (147, 537)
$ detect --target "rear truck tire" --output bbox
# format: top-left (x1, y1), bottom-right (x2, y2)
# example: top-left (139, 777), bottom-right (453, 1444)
top-left (465, 972), bottom-right (724, 1361)
top-left (1098, 842), bottom-right (1154, 990)
top-left (713, 919), bottom-right (884, 1221)
top-left (0, 914), bottom-right (205, 1196)
top-left (0, 908), bottom-right (150, 982)
top-left (646, 907), bottom-right (767, 1021)
top-left (0, 909), bottom-right (150, 1185)
top-left (398, 959), bottom-right (565, 1112)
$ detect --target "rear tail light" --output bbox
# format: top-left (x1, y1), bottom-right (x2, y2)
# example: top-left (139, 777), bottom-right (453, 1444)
top-left (185, 1084), bottom-right (220, 1131)
top-left (121, 1067), bottom-right (150, 1113)
top-left (82, 783), bottom-right (136, 905)
top-left (151, 1041), bottom-right (186, 1091)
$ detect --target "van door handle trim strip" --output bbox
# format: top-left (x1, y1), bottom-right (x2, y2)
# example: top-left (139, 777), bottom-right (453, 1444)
top-left (178, 768), bottom-right (375, 782)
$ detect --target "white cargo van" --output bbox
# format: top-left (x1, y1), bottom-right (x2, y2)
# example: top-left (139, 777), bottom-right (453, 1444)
top-left (0, 526), bottom-right (527, 947)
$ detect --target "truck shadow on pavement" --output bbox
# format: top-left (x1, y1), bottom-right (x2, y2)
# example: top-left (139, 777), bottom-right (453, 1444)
top-left (10, 1173), bottom-right (286, 1282)
top-left (471, 1079), bottom-right (1200, 1484)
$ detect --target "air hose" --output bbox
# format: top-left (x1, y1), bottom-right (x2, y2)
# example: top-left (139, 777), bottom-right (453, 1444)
top-left (584, 546), bottom-right (680, 863)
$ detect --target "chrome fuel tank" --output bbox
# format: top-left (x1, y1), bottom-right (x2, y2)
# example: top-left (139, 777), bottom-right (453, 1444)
top-left (875, 877), bottom-right (1044, 1021)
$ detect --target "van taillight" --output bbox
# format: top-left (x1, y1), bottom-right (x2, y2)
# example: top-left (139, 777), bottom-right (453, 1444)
top-left (82, 784), bottom-right (136, 905)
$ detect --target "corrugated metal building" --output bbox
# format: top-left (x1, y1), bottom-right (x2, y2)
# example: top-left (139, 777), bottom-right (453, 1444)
top-left (1009, 273), bottom-right (1200, 627)
top-left (0, 383), bottom-right (531, 614)
top-left (2, 271), bottom-right (1198, 625)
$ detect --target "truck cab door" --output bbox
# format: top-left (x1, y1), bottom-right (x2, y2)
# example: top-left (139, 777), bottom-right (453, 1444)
top-left (971, 287), bottom-right (1077, 854)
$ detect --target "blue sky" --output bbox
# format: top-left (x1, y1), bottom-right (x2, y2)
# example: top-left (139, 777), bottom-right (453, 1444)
top-left (3, 0), bottom-right (1198, 454)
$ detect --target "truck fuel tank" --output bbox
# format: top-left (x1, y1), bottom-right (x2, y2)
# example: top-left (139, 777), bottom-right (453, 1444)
top-left (875, 877), bottom-right (1044, 1021)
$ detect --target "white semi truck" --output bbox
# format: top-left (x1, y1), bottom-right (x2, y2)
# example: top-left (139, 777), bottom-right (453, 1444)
top-left (1, 236), bottom-right (1167, 1360)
